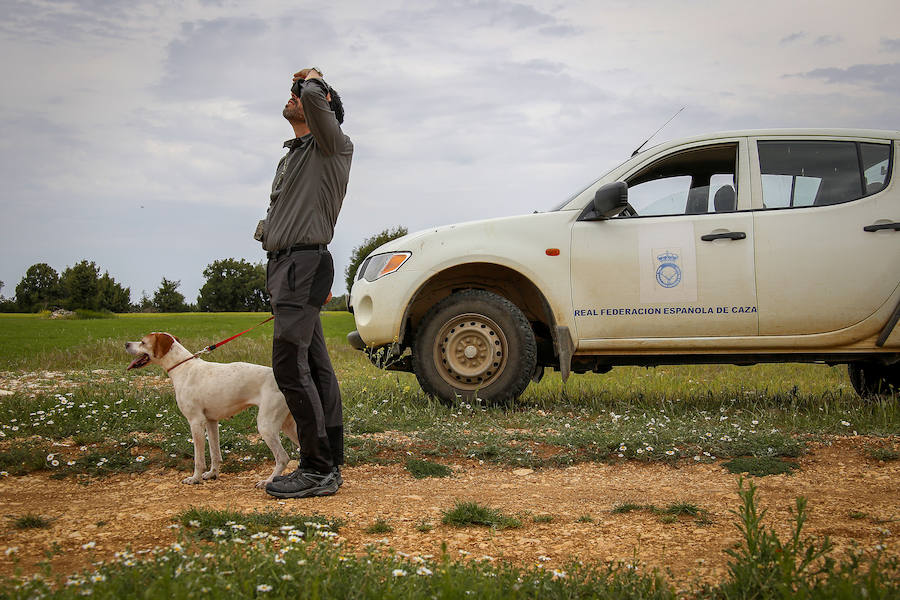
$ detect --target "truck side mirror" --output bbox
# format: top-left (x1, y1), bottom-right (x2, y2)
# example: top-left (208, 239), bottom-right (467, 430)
top-left (586, 182), bottom-right (628, 220)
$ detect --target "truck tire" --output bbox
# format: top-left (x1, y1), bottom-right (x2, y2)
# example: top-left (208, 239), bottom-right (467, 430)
top-left (412, 290), bottom-right (536, 405)
top-left (848, 362), bottom-right (899, 399)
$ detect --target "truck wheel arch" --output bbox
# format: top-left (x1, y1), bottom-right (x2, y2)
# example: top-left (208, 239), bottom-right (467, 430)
top-left (398, 262), bottom-right (561, 368)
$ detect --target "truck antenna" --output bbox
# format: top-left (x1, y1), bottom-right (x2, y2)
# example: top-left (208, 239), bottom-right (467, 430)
top-left (631, 106), bottom-right (685, 156)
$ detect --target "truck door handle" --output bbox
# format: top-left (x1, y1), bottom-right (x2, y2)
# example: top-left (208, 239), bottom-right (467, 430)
top-left (863, 222), bottom-right (900, 232)
top-left (700, 231), bottom-right (746, 241)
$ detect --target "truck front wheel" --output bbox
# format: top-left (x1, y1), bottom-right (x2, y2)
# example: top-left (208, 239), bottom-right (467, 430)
top-left (412, 290), bottom-right (536, 405)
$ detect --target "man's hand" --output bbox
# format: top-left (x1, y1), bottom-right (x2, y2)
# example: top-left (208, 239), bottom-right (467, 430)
top-left (293, 68), bottom-right (323, 81)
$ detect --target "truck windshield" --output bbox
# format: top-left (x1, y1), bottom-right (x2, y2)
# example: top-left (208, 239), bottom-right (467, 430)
top-left (549, 163), bottom-right (621, 211)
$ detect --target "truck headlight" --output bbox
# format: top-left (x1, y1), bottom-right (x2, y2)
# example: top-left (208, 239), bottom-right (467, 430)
top-left (360, 251), bottom-right (411, 282)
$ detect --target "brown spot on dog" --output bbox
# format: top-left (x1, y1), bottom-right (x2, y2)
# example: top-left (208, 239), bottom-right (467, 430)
top-left (151, 332), bottom-right (175, 359)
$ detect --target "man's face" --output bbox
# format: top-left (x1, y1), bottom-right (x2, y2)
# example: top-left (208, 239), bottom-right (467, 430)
top-left (283, 92), bottom-right (305, 123)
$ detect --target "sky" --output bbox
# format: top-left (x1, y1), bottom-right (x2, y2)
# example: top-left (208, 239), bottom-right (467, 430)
top-left (2, 0), bottom-right (899, 303)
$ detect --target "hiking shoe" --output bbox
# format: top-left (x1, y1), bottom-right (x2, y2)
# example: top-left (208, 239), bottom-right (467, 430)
top-left (271, 467), bottom-right (304, 484)
top-left (265, 469), bottom-right (338, 499)
top-left (274, 465), bottom-right (342, 485)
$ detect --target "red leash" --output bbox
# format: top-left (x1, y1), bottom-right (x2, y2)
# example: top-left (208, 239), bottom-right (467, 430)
top-left (167, 315), bottom-right (275, 374)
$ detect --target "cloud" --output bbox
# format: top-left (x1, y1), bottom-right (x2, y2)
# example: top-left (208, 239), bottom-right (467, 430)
top-left (792, 63), bottom-right (900, 94)
top-left (779, 32), bottom-right (842, 47)
top-left (0, 0), bottom-right (160, 43)
top-left (780, 32), bottom-right (806, 45)
top-left (156, 17), bottom-right (274, 102)
top-left (814, 34), bottom-right (842, 46)
top-left (881, 37), bottom-right (900, 52)
top-left (4, 0), bottom-right (900, 301)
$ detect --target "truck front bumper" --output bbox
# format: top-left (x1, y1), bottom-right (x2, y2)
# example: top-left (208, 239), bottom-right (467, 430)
top-left (347, 329), bottom-right (366, 351)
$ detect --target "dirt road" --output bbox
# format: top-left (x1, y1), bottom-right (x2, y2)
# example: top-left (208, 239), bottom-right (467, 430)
top-left (1, 437), bottom-right (897, 586)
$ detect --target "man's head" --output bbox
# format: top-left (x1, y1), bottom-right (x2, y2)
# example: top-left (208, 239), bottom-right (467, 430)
top-left (283, 92), bottom-right (305, 124)
top-left (283, 80), bottom-right (345, 125)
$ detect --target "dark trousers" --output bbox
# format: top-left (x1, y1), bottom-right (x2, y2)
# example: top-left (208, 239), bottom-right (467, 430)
top-left (267, 250), bottom-right (343, 474)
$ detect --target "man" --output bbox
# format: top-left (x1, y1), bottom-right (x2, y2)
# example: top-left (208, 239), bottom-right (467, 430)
top-left (257, 67), bottom-right (353, 498)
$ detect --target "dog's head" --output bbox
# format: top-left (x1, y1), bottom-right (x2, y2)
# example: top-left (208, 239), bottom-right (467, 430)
top-left (124, 332), bottom-right (181, 370)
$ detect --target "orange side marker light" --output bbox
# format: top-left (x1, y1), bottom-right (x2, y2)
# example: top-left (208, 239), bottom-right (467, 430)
top-left (546, 248), bottom-right (560, 256)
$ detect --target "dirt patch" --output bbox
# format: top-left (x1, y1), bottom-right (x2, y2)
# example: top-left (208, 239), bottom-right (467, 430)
top-left (0, 371), bottom-right (171, 397)
top-left (0, 438), bottom-right (896, 586)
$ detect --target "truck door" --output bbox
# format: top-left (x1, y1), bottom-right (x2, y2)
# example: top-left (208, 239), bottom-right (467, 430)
top-left (571, 139), bottom-right (759, 343)
top-left (752, 137), bottom-right (900, 335)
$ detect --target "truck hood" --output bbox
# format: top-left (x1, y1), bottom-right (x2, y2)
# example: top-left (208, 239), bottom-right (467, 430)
top-left (368, 212), bottom-right (561, 256)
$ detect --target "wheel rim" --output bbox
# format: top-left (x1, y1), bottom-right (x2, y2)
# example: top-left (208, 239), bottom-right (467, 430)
top-left (433, 312), bottom-right (508, 391)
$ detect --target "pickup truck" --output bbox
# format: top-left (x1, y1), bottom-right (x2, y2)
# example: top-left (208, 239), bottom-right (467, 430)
top-left (348, 129), bottom-right (900, 403)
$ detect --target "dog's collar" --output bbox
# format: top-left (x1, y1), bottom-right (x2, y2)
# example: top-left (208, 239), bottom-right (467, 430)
top-left (167, 354), bottom-right (201, 374)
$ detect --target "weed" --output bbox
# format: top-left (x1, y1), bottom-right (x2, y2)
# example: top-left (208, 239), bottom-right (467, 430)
top-left (612, 502), bottom-right (710, 525)
top-left (0, 441), bottom-right (50, 475)
top-left (441, 500), bottom-right (521, 529)
top-left (576, 514), bottom-right (595, 523)
top-left (658, 515), bottom-right (677, 524)
top-left (415, 520), bottom-right (433, 532)
top-left (849, 511), bottom-right (868, 520)
top-left (706, 478), bottom-right (900, 598)
top-left (723, 456), bottom-right (799, 477)
top-left (344, 436), bottom-right (381, 466)
top-left (532, 514), bottom-right (554, 523)
top-left (178, 507), bottom-right (341, 541)
top-left (405, 457), bottom-right (452, 479)
top-left (12, 514), bottom-right (51, 530)
top-left (662, 502), bottom-right (701, 517)
top-left (865, 444), bottom-right (899, 461)
top-left (612, 502), bottom-right (646, 514)
top-left (364, 518), bottom-right (394, 534)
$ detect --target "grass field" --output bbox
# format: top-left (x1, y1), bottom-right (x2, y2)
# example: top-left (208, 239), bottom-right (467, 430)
top-left (1, 311), bottom-right (897, 473)
top-left (0, 312), bottom-right (355, 370)
top-left (0, 312), bottom-right (898, 597)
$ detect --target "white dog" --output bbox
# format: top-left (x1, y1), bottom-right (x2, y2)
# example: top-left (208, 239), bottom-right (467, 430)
top-left (125, 332), bottom-right (298, 488)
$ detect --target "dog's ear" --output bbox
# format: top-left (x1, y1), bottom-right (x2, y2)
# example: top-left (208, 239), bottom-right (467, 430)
top-left (151, 333), bottom-right (176, 358)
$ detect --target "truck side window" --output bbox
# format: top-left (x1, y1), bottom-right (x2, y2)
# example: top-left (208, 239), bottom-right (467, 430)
top-left (861, 143), bottom-right (891, 195)
top-left (623, 144), bottom-right (737, 217)
top-left (758, 140), bottom-right (892, 208)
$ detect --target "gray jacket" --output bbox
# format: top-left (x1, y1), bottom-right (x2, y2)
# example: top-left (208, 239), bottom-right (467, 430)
top-left (261, 79), bottom-right (353, 251)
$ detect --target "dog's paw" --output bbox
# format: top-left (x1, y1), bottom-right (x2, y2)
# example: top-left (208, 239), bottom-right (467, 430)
top-left (255, 479), bottom-right (273, 489)
top-left (202, 470), bottom-right (218, 481)
top-left (181, 476), bottom-right (202, 485)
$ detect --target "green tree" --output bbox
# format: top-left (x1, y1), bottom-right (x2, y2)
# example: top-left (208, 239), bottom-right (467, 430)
top-left (153, 278), bottom-right (189, 312)
top-left (322, 293), bottom-right (348, 312)
top-left (96, 271), bottom-right (131, 313)
top-left (15, 263), bottom-right (62, 312)
top-left (197, 258), bottom-right (268, 312)
top-left (135, 291), bottom-right (154, 312)
top-left (60, 260), bottom-right (101, 310)
top-left (0, 280), bottom-right (17, 313)
top-left (344, 225), bottom-right (408, 293)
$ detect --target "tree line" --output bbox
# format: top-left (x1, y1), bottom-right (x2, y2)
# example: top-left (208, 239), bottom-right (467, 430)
top-left (0, 258), bottom-right (269, 313)
top-left (0, 227), bottom-right (407, 314)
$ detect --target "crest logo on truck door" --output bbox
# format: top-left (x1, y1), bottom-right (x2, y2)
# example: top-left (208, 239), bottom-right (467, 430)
top-left (655, 250), bottom-right (683, 289)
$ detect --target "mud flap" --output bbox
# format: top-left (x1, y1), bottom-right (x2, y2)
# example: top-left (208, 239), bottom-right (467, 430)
top-left (555, 326), bottom-right (575, 383)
